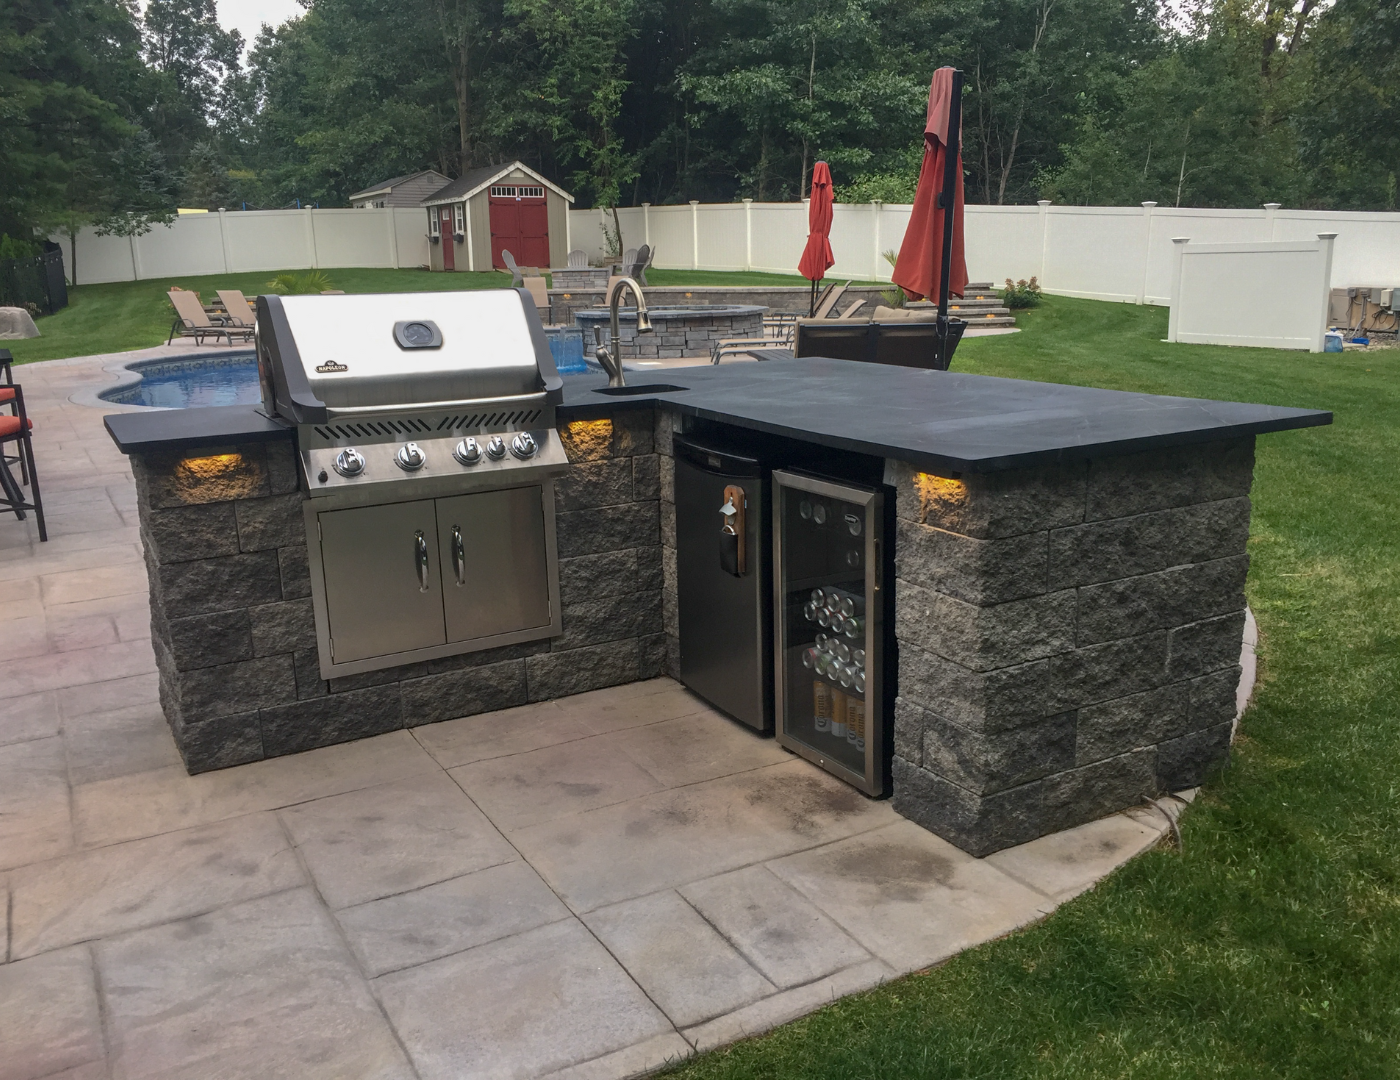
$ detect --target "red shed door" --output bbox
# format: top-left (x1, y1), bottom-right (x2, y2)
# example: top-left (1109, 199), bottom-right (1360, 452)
top-left (489, 184), bottom-right (550, 269)
top-left (439, 207), bottom-right (455, 270)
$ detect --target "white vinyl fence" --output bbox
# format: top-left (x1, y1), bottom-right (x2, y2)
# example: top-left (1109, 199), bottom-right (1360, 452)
top-left (1168, 235), bottom-right (1336, 352)
top-left (59, 200), bottom-right (1400, 307)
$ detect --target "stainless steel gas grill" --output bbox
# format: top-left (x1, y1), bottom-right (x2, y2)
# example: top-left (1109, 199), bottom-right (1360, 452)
top-left (256, 289), bottom-right (569, 678)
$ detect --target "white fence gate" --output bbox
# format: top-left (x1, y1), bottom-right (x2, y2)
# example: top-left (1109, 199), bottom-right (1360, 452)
top-left (58, 200), bottom-right (1400, 308)
top-left (1167, 234), bottom-right (1336, 351)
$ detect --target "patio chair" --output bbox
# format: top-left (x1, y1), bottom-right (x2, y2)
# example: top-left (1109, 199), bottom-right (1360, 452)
top-left (501, 249), bottom-right (524, 286)
top-left (837, 299), bottom-right (867, 319)
top-left (167, 290), bottom-right (254, 346)
top-left (566, 249), bottom-right (589, 269)
top-left (626, 245), bottom-right (651, 283)
top-left (521, 277), bottom-right (550, 321)
top-left (0, 349), bottom-right (22, 485)
top-left (622, 248), bottom-right (637, 272)
top-left (0, 383), bottom-right (46, 541)
top-left (216, 290), bottom-right (257, 328)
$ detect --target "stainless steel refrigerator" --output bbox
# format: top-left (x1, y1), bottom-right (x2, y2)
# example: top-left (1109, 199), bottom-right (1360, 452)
top-left (773, 469), bottom-right (887, 795)
top-left (674, 433), bottom-right (774, 732)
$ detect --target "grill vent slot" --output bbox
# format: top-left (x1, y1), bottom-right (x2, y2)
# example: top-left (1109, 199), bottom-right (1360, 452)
top-left (312, 410), bottom-right (544, 442)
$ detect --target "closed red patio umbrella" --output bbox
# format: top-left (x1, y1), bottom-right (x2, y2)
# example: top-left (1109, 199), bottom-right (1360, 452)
top-left (798, 161), bottom-right (835, 316)
top-left (892, 67), bottom-right (969, 307)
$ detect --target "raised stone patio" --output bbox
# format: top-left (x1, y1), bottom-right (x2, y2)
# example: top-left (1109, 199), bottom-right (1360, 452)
top-left (2, 350), bottom-right (1205, 1080)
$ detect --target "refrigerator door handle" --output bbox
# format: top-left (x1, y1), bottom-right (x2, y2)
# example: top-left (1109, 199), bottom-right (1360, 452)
top-left (719, 485), bottom-right (746, 576)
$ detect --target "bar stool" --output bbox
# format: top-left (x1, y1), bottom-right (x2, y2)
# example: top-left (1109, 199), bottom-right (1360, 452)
top-left (0, 381), bottom-right (46, 541)
top-left (0, 349), bottom-right (24, 485)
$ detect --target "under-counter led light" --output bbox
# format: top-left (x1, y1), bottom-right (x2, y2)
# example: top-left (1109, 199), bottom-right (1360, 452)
top-left (561, 419), bottom-right (613, 462)
top-left (912, 471), bottom-right (966, 523)
top-left (171, 451), bottom-right (262, 502)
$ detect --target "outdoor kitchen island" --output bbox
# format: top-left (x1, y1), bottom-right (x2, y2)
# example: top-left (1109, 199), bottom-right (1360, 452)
top-left (105, 355), bottom-right (1329, 856)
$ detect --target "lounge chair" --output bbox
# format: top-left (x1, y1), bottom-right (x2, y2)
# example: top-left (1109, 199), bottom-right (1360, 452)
top-left (167, 290), bottom-right (254, 346)
top-left (710, 312), bottom-right (799, 365)
top-left (501, 249), bottom-right (524, 286)
top-left (566, 249), bottom-right (589, 269)
top-left (216, 290), bottom-right (257, 328)
top-left (837, 299), bottom-right (867, 319)
top-left (521, 277), bottom-right (550, 321)
top-left (811, 281), bottom-right (850, 319)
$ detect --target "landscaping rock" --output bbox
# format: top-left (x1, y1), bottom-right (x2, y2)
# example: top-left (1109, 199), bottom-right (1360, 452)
top-left (0, 306), bottom-right (40, 338)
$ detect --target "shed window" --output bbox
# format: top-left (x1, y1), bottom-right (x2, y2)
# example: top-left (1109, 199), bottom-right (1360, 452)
top-left (491, 185), bottom-right (545, 199)
top-left (453, 204), bottom-right (464, 234)
top-left (428, 209), bottom-right (439, 236)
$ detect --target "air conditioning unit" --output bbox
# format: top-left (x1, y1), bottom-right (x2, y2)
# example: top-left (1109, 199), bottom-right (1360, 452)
top-left (1381, 288), bottom-right (1399, 310)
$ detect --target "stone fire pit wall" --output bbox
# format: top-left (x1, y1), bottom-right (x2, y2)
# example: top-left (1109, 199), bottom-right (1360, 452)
top-left (576, 306), bottom-right (765, 360)
top-left (886, 439), bottom-right (1253, 855)
top-left (132, 411), bottom-right (665, 773)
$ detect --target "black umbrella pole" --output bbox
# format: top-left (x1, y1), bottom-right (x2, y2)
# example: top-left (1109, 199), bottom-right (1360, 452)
top-left (937, 69), bottom-right (964, 322)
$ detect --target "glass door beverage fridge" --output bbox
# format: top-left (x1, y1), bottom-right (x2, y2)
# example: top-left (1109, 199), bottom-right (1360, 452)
top-left (773, 469), bottom-right (887, 796)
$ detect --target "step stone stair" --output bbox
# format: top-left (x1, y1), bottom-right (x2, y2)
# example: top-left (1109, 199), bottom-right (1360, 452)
top-left (907, 282), bottom-right (1018, 327)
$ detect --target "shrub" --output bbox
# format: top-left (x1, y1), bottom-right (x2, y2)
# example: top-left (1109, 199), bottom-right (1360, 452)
top-left (267, 270), bottom-right (336, 295)
top-left (0, 235), bottom-right (40, 261)
top-left (1002, 276), bottom-right (1043, 309)
top-left (880, 248), bottom-right (905, 308)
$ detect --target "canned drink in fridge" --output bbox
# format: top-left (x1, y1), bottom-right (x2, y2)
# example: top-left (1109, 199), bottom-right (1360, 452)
top-left (846, 696), bottom-right (866, 750)
top-left (830, 688), bottom-right (848, 738)
top-left (813, 680), bottom-right (834, 733)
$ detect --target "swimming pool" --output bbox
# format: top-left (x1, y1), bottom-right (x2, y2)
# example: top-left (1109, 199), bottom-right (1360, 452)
top-left (101, 353), bottom-right (263, 409)
top-left (103, 334), bottom-right (594, 409)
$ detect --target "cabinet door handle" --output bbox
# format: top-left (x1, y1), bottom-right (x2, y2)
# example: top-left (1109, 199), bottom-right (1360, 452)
top-left (451, 525), bottom-right (466, 586)
top-left (414, 530), bottom-right (430, 591)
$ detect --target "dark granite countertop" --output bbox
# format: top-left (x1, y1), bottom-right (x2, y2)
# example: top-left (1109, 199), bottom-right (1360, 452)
top-left (106, 357), bottom-right (1331, 473)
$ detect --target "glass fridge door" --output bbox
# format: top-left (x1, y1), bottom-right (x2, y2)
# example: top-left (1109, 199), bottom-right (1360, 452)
top-left (773, 470), bottom-right (884, 795)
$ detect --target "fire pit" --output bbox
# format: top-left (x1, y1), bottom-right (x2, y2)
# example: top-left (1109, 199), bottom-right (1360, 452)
top-left (576, 304), bottom-right (765, 360)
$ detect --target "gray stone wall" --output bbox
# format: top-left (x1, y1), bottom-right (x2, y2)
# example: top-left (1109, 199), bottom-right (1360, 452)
top-left (887, 438), bottom-right (1253, 856)
top-left (548, 286), bottom-right (894, 326)
top-left (579, 311), bottom-right (765, 361)
top-left (656, 409), bottom-right (682, 680)
top-left (133, 414), bottom-right (665, 773)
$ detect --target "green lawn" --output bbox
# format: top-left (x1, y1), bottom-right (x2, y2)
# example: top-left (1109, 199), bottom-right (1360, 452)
top-left (6, 266), bottom-right (873, 364)
top-left (660, 299), bottom-right (1400, 1078)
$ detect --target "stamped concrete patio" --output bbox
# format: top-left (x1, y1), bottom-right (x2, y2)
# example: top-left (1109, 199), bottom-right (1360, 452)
top-left (3, 350), bottom-right (1196, 1080)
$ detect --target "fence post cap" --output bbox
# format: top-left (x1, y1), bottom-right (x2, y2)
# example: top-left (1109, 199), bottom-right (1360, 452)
top-left (1263, 202), bottom-right (1282, 210)
top-left (689, 200), bottom-right (699, 206)
top-left (1037, 199), bottom-right (1052, 207)
top-left (1141, 201), bottom-right (1157, 208)
top-left (1317, 232), bottom-right (1338, 240)
top-left (1171, 236), bottom-right (1191, 244)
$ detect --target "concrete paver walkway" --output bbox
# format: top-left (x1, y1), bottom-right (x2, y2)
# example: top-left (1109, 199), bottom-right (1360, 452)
top-left (2, 351), bottom-right (1186, 1080)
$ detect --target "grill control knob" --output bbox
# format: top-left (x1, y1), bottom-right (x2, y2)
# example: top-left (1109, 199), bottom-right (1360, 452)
top-left (453, 437), bottom-right (481, 465)
top-left (510, 432), bottom-right (538, 460)
top-left (485, 435), bottom-right (507, 460)
top-left (333, 448), bottom-right (365, 477)
top-left (395, 442), bottom-right (426, 471)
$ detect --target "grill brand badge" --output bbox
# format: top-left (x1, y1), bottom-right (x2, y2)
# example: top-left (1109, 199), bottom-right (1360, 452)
top-left (315, 361), bottom-right (348, 373)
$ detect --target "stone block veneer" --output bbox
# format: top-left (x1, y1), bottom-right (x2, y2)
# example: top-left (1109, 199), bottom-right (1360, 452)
top-left (887, 437), bottom-right (1253, 855)
top-left (133, 409), bottom-right (664, 773)
top-left (134, 408), bottom-right (1252, 862)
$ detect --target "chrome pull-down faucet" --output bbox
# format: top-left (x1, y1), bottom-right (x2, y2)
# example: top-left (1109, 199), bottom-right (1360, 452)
top-left (593, 276), bottom-right (654, 388)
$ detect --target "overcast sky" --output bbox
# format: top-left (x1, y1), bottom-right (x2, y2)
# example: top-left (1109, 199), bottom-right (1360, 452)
top-left (216, 0), bottom-right (302, 49)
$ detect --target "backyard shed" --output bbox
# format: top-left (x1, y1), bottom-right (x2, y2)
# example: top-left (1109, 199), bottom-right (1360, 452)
top-left (421, 162), bottom-right (572, 273)
top-left (347, 169), bottom-right (451, 209)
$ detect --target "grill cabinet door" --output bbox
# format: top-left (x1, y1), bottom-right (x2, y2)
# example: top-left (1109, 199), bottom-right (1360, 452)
top-left (436, 486), bottom-right (551, 643)
top-left (317, 500), bottom-right (447, 664)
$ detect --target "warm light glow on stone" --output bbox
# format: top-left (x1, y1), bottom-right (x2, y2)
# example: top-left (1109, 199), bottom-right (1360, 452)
top-left (561, 419), bottom-right (613, 461)
top-left (173, 452), bottom-right (262, 501)
top-left (912, 472), bottom-right (966, 524)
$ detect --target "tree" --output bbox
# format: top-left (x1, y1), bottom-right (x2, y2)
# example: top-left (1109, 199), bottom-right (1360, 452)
top-left (141, 0), bottom-right (244, 162)
top-left (1296, 0), bottom-right (1400, 209)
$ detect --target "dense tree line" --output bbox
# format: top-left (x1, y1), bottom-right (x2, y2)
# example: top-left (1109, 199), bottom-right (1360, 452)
top-left (1, 0), bottom-right (1396, 252)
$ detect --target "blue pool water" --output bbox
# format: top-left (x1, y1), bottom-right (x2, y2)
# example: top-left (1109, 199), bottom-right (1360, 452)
top-left (102, 353), bottom-right (262, 409)
top-left (103, 335), bottom-right (598, 410)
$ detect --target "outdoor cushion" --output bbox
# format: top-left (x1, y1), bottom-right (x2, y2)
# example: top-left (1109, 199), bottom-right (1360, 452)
top-left (872, 304), bottom-right (938, 321)
top-left (0, 414), bottom-right (33, 437)
top-left (0, 387), bottom-right (13, 402)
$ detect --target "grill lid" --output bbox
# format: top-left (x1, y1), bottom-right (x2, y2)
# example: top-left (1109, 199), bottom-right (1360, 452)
top-left (257, 289), bottom-right (561, 424)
